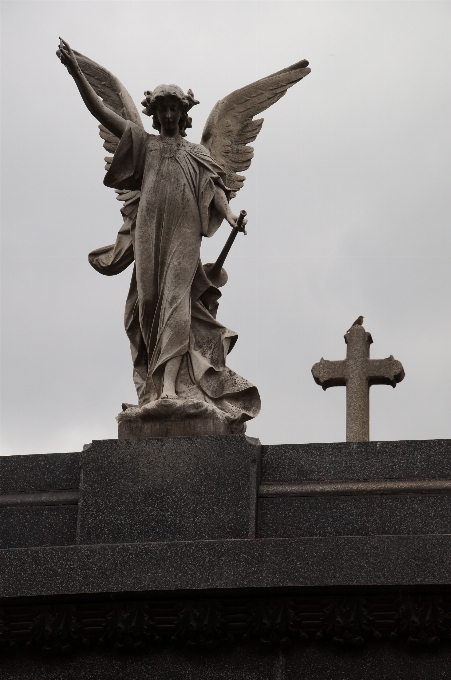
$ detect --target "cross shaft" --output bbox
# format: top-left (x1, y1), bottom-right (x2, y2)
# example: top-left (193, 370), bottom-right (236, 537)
top-left (312, 325), bottom-right (405, 442)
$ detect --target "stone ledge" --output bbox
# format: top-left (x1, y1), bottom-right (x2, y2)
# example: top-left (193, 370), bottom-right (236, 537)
top-left (2, 535), bottom-right (451, 600)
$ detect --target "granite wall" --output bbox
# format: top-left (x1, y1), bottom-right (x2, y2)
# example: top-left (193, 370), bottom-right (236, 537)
top-left (1, 436), bottom-right (451, 677)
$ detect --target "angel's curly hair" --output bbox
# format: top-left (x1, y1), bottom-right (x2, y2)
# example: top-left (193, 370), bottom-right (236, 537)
top-left (141, 84), bottom-right (199, 137)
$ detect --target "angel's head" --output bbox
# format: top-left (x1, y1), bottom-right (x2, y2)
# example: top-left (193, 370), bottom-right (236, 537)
top-left (141, 85), bottom-right (199, 137)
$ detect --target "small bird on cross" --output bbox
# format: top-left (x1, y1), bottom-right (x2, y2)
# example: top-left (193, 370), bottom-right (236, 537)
top-left (347, 316), bottom-right (364, 332)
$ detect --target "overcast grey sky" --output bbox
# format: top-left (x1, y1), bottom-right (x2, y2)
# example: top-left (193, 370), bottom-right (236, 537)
top-left (1, 1), bottom-right (450, 455)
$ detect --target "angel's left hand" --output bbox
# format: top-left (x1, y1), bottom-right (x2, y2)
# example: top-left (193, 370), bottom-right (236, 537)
top-left (57, 38), bottom-right (79, 76)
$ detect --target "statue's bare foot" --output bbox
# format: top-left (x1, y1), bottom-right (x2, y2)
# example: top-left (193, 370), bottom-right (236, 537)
top-left (160, 392), bottom-right (178, 400)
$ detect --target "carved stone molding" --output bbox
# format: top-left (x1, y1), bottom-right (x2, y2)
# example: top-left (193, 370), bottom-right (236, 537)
top-left (315, 596), bottom-right (381, 646)
top-left (0, 608), bottom-right (17, 652)
top-left (1, 591), bottom-right (450, 656)
top-left (27, 604), bottom-right (89, 655)
top-left (390, 593), bottom-right (451, 646)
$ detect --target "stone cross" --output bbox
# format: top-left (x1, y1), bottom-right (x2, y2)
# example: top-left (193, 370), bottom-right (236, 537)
top-left (311, 325), bottom-right (405, 442)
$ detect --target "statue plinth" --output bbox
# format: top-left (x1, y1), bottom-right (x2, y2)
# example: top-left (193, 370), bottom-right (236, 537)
top-left (117, 398), bottom-right (246, 439)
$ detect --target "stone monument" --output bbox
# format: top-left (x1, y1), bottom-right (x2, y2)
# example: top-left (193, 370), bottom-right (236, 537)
top-left (56, 39), bottom-right (311, 438)
top-left (2, 42), bottom-right (451, 680)
top-left (312, 321), bottom-right (405, 441)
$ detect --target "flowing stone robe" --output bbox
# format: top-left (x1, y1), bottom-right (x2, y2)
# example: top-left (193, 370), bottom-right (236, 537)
top-left (89, 122), bottom-right (260, 430)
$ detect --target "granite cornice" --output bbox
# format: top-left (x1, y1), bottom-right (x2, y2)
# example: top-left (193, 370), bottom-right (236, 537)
top-left (2, 535), bottom-right (451, 600)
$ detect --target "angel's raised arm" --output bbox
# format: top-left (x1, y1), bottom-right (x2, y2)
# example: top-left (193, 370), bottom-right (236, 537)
top-left (57, 39), bottom-right (127, 139)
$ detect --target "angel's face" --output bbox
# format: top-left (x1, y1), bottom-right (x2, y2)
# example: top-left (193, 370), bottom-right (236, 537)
top-left (155, 96), bottom-right (182, 136)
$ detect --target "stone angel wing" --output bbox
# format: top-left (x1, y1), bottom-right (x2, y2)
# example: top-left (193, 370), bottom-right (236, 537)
top-left (73, 50), bottom-right (143, 220)
top-left (200, 60), bottom-right (310, 196)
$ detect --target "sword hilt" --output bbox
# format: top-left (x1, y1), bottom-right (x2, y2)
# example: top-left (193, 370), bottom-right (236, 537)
top-left (236, 210), bottom-right (247, 235)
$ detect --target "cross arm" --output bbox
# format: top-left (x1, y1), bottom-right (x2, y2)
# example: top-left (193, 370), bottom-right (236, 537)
top-left (367, 355), bottom-right (405, 388)
top-left (312, 358), bottom-right (347, 391)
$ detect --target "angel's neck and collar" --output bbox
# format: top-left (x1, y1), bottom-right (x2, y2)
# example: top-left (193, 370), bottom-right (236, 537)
top-left (141, 85), bottom-right (199, 139)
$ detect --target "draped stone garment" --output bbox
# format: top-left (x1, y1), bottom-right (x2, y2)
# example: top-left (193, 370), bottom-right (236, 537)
top-left (89, 122), bottom-right (260, 429)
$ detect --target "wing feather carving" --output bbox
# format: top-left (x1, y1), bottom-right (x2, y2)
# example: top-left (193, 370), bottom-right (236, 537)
top-left (200, 60), bottom-right (310, 195)
top-left (74, 50), bottom-right (143, 216)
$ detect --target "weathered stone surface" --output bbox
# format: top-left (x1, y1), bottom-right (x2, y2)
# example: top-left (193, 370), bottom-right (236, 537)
top-left (259, 495), bottom-right (451, 537)
top-left (261, 439), bottom-right (451, 483)
top-left (2, 535), bottom-right (451, 599)
top-left (0, 506), bottom-right (78, 549)
top-left (0, 452), bottom-right (80, 494)
top-left (258, 438), bottom-right (451, 540)
top-left (77, 435), bottom-right (260, 545)
top-left (312, 324), bottom-right (405, 441)
top-left (2, 438), bottom-right (451, 551)
top-left (0, 452), bottom-right (80, 549)
top-left (117, 398), bottom-right (239, 438)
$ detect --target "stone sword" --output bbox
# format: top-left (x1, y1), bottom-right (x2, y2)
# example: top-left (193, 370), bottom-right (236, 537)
top-left (203, 210), bottom-right (247, 288)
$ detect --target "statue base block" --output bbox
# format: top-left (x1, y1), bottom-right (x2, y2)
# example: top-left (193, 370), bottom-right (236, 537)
top-left (117, 397), bottom-right (245, 439)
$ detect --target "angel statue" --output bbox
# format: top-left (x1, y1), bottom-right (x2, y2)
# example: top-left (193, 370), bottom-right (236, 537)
top-left (57, 39), bottom-right (310, 437)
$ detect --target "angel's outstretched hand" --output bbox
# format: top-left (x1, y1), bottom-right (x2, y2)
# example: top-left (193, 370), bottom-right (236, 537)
top-left (56, 38), bottom-right (79, 75)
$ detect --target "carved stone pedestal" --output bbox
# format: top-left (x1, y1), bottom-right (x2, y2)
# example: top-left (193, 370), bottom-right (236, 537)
top-left (117, 397), bottom-right (245, 439)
